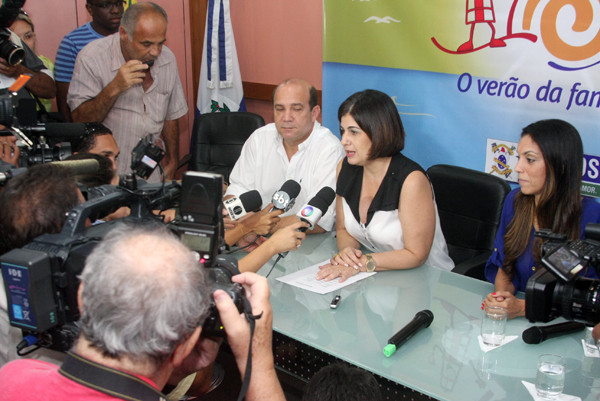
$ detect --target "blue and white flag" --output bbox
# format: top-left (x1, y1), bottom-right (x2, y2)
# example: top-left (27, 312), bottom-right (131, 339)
top-left (196, 0), bottom-right (245, 114)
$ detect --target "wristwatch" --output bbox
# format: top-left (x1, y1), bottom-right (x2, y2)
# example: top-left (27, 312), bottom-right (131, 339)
top-left (365, 254), bottom-right (376, 272)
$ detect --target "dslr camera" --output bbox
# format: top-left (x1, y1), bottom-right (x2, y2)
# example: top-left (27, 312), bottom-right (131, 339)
top-left (525, 224), bottom-right (600, 325)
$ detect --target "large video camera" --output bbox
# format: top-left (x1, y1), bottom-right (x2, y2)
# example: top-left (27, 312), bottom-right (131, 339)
top-left (1, 169), bottom-right (249, 353)
top-left (525, 224), bottom-right (600, 325)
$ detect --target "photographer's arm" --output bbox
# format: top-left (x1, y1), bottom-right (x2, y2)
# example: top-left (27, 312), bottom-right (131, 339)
top-left (214, 273), bottom-right (285, 401)
top-left (0, 59), bottom-right (55, 99)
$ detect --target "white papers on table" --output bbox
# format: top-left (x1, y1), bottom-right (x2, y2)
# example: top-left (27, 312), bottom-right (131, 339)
top-left (276, 259), bottom-right (376, 294)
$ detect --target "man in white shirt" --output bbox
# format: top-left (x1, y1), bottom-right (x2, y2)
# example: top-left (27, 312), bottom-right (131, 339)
top-left (225, 78), bottom-right (345, 241)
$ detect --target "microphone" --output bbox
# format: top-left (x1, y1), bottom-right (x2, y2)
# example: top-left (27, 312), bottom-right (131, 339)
top-left (223, 190), bottom-right (262, 220)
top-left (49, 159), bottom-right (100, 176)
top-left (270, 179), bottom-right (301, 212)
top-left (296, 186), bottom-right (335, 231)
top-left (522, 321), bottom-right (586, 344)
top-left (383, 310), bottom-right (434, 357)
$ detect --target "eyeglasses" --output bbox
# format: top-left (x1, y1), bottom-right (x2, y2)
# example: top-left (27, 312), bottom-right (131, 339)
top-left (91, 0), bottom-right (126, 10)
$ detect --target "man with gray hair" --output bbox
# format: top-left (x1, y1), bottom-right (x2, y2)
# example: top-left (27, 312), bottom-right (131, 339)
top-left (68, 2), bottom-right (187, 180)
top-left (0, 223), bottom-right (286, 401)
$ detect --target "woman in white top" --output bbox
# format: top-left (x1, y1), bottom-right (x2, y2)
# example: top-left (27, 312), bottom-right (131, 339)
top-left (317, 90), bottom-right (453, 282)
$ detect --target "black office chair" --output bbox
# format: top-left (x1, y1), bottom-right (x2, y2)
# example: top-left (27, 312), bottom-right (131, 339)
top-left (427, 164), bottom-right (511, 281)
top-left (184, 111), bottom-right (265, 183)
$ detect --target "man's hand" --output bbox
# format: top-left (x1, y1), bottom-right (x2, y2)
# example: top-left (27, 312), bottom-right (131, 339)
top-left (214, 273), bottom-right (273, 375)
top-left (111, 60), bottom-right (148, 94)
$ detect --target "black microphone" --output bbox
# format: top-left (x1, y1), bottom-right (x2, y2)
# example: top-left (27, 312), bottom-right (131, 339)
top-left (223, 190), bottom-right (262, 220)
top-left (27, 123), bottom-right (88, 139)
top-left (270, 179), bottom-right (301, 212)
top-left (522, 321), bottom-right (586, 344)
top-left (383, 310), bottom-right (434, 357)
top-left (296, 186), bottom-right (335, 231)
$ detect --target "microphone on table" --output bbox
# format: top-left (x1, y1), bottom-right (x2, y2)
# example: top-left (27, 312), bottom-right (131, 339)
top-left (296, 186), bottom-right (336, 232)
top-left (223, 190), bottom-right (262, 220)
top-left (270, 179), bottom-right (301, 213)
top-left (522, 321), bottom-right (586, 344)
top-left (383, 310), bottom-right (434, 357)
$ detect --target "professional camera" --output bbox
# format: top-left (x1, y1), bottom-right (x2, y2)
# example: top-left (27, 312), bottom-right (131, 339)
top-left (0, 28), bottom-right (23, 66)
top-left (525, 224), bottom-right (600, 325)
top-left (0, 0), bottom-right (26, 66)
top-left (169, 171), bottom-right (225, 267)
top-left (1, 167), bottom-right (248, 352)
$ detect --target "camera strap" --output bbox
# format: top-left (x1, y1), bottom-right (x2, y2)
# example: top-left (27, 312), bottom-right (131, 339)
top-left (59, 352), bottom-right (167, 401)
top-left (236, 297), bottom-right (263, 401)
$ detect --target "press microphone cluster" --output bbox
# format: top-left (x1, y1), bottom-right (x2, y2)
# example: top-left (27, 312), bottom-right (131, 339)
top-left (223, 190), bottom-right (262, 220)
top-left (522, 321), bottom-right (586, 344)
top-left (383, 310), bottom-right (434, 357)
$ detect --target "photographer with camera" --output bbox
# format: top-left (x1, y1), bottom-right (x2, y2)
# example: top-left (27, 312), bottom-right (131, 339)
top-left (0, 1), bottom-right (55, 107)
top-left (0, 223), bottom-right (286, 401)
top-left (483, 119), bottom-right (600, 319)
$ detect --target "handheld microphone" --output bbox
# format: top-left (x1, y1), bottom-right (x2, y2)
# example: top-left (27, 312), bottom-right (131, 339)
top-left (296, 186), bottom-right (335, 231)
top-left (383, 310), bottom-right (434, 357)
top-left (223, 190), bottom-right (262, 220)
top-left (522, 321), bottom-right (586, 344)
top-left (270, 179), bottom-right (301, 212)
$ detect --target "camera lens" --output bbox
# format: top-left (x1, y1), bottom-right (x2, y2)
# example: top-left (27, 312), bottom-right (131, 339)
top-left (553, 278), bottom-right (600, 323)
top-left (0, 36), bottom-right (24, 66)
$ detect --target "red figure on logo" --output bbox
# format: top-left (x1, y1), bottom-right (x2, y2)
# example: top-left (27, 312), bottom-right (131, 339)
top-left (458, 0), bottom-right (506, 52)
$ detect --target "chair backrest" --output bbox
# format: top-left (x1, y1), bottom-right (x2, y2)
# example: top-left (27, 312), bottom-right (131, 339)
top-left (189, 112), bottom-right (265, 182)
top-left (427, 164), bottom-right (511, 276)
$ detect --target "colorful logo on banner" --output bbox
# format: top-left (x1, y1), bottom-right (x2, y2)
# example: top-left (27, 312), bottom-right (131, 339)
top-left (431, 0), bottom-right (600, 71)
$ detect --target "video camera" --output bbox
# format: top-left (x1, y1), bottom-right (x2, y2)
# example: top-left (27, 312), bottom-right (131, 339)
top-left (525, 224), bottom-right (600, 325)
top-left (1, 164), bottom-right (249, 352)
top-left (0, 72), bottom-right (93, 169)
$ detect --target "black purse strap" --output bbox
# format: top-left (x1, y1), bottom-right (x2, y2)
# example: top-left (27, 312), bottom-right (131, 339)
top-left (59, 352), bottom-right (166, 401)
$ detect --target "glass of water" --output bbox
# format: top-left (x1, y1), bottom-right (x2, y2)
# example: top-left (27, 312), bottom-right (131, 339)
top-left (584, 327), bottom-right (599, 353)
top-left (535, 354), bottom-right (565, 399)
top-left (481, 306), bottom-right (507, 346)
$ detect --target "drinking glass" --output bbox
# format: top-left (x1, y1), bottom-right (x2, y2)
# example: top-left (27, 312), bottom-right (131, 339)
top-left (480, 306), bottom-right (507, 346)
top-left (535, 354), bottom-right (565, 399)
